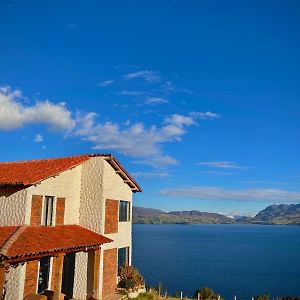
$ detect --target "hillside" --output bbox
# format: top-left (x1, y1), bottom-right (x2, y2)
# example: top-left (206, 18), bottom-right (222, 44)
top-left (248, 203), bottom-right (300, 225)
top-left (133, 204), bottom-right (300, 225)
top-left (132, 207), bottom-right (235, 224)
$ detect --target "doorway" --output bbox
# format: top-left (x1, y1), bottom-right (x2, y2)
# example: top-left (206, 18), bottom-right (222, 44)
top-left (62, 253), bottom-right (76, 299)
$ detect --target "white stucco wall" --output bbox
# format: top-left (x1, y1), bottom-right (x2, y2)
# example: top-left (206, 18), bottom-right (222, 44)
top-left (0, 188), bottom-right (27, 226)
top-left (4, 264), bottom-right (25, 300)
top-left (73, 252), bottom-right (88, 299)
top-left (79, 157), bottom-right (104, 233)
top-left (101, 158), bottom-right (133, 250)
top-left (25, 165), bottom-right (82, 225)
top-left (74, 157), bottom-right (104, 299)
top-left (100, 159), bottom-right (133, 297)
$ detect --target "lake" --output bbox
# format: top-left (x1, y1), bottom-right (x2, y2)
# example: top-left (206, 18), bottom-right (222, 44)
top-left (132, 224), bottom-right (300, 300)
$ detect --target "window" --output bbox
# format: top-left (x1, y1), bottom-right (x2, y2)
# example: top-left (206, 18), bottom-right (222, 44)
top-left (119, 201), bottom-right (130, 222)
top-left (42, 196), bottom-right (54, 226)
top-left (38, 256), bottom-right (51, 293)
top-left (118, 247), bottom-right (130, 272)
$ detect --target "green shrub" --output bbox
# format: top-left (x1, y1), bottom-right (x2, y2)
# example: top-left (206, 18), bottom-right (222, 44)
top-left (254, 293), bottom-right (270, 300)
top-left (118, 265), bottom-right (144, 290)
top-left (193, 287), bottom-right (223, 300)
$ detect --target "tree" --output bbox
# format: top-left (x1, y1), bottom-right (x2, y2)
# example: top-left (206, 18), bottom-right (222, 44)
top-left (118, 265), bottom-right (144, 290)
top-left (193, 287), bottom-right (223, 300)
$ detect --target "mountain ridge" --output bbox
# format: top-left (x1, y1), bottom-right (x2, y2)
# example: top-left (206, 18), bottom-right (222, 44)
top-left (132, 203), bottom-right (300, 225)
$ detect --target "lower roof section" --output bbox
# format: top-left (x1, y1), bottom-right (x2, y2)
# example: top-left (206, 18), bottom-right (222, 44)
top-left (0, 225), bottom-right (113, 264)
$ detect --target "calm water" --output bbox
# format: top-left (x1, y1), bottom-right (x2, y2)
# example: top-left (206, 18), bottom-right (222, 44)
top-left (132, 224), bottom-right (300, 300)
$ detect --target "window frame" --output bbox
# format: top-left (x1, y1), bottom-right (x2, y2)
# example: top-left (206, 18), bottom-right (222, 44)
top-left (38, 256), bottom-right (51, 293)
top-left (42, 196), bottom-right (54, 226)
top-left (119, 200), bottom-right (131, 222)
top-left (118, 246), bottom-right (130, 273)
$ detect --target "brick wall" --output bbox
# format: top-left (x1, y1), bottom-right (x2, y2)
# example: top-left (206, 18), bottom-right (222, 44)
top-left (24, 260), bottom-right (39, 297)
top-left (30, 195), bottom-right (43, 226)
top-left (104, 199), bottom-right (119, 234)
top-left (55, 197), bottom-right (65, 225)
top-left (51, 257), bottom-right (57, 290)
top-left (102, 248), bottom-right (117, 299)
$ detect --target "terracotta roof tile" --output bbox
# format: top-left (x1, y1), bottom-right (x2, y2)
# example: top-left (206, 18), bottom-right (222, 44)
top-left (0, 154), bottom-right (142, 192)
top-left (0, 225), bottom-right (112, 263)
top-left (0, 155), bottom-right (90, 186)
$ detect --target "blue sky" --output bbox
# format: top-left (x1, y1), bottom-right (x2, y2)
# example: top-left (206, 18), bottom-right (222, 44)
top-left (0, 1), bottom-right (299, 215)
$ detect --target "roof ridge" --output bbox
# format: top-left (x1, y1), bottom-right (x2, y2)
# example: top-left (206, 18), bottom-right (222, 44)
top-left (0, 225), bottom-right (27, 258)
top-left (0, 154), bottom-right (90, 165)
top-left (0, 153), bottom-right (114, 164)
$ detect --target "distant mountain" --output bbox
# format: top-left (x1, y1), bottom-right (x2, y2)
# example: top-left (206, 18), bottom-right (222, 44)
top-left (132, 207), bottom-right (235, 224)
top-left (248, 203), bottom-right (300, 225)
top-left (133, 204), bottom-right (300, 225)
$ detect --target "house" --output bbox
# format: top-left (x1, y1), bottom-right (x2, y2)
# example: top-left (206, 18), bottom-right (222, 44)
top-left (0, 154), bottom-right (142, 300)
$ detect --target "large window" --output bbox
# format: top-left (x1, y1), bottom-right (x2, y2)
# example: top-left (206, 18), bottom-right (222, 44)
top-left (38, 256), bottom-right (51, 293)
top-left (119, 201), bottom-right (130, 222)
top-left (118, 247), bottom-right (130, 272)
top-left (42, 196), bottom-right (54, 226)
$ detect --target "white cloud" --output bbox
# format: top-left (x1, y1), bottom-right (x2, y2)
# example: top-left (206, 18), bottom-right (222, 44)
top-left (162, 81), bottom-right (193, 94)
top-left (160, 186), bottom-right (300, 202)
top-left (190, 111), bottom-right (221, 120)
top-left (1, 85), bottom-right (221, 168)
top-left (145, 97), bottom-right (169, 105)
top-left (120, 90), bottom-right (148, 96)
top-left (34, 134), bottom-right (43, 142)
top-left (131, 171), bottom-right (169, 178)
top-left (75, 112), bottom-right (197, 167)
top-left (0, 86), bottom-right (75, 131)
top-left (198, 161), bottom-right (247, 169)
top-left (98, 80), bottom-right (114, 87)
top-left (198, 170), bottom-right (234, 176)
top-left (124, 70), bottom-right (161, 83)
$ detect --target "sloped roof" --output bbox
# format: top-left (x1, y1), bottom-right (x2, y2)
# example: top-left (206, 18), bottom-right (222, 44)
top-left (0, 225), bottom-right (112, 264)
top-left (0, 154), bottom-right (142, 192)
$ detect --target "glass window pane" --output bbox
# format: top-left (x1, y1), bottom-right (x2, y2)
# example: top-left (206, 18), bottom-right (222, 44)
top-left (119, 201), bottom-right (130, 222)
top-left (38, 256), bottom-right (51, 293)
top-left (118, 247), bottom-right (129, 273)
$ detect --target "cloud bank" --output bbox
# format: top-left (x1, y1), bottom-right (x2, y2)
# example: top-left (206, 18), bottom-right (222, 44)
top-left (0, 86), bottom-right (221, 167)
top-left (198, 161), bottom-right (247, 169)
top-left (160, 186), bottom-right (300, 202)
top-left (0, 86), bottom-right (75, 131)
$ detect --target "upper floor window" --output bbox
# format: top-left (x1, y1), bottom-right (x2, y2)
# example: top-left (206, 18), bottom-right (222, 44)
top-left (119, 201), bottom-right (130, 222)
top-left (42, 196), bottom-right (54, 226)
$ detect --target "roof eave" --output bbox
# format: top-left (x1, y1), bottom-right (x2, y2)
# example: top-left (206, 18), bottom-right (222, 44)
top-left (102, 155), bottom-right (142, 192)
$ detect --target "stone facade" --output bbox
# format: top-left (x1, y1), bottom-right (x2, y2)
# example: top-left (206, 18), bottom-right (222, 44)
top-left (0, 155), bottom-right (137, 300)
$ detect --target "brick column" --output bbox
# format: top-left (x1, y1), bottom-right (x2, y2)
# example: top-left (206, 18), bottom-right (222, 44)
top-left (0, 266), bottom-right (6, 300)
top-left (53, 254), bottom-right (65, 300)
top-left (87, 249), bottom-right (101, 300)
top-left (102, 248), bottom-right (117, 299)
top-left (24, 260), bottom-right (39, 297)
